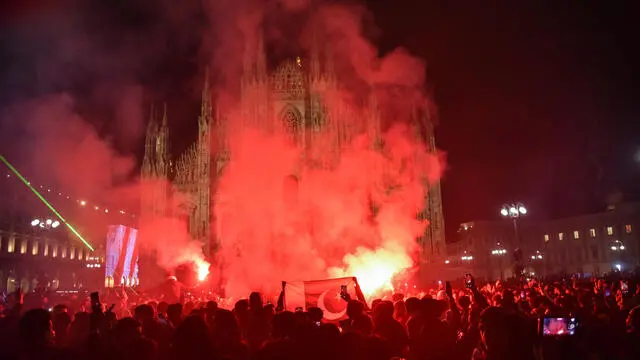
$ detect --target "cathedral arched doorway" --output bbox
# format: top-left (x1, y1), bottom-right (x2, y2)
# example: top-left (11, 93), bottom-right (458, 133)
top-left (280, 106), bottom-right (302, 141)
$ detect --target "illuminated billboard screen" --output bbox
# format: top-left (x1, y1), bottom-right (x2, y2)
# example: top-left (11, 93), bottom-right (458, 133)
top-left (105, 225), bottom-right (139, 287)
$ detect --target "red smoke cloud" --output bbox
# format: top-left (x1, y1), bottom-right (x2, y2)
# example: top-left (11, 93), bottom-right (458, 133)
top-left (206, 1), bottom-right (444, 298)
top-left (0, 0), bottom-right (445, 295)
top-left (0, 94), bottom-right (136, 198)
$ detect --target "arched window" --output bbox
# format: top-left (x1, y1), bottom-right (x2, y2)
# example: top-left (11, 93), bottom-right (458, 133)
top-left (282, 108), bottom-right (300, 134)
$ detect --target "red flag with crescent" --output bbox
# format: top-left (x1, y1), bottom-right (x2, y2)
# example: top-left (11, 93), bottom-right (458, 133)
top-left (282, 277), bottom-right (366, 322)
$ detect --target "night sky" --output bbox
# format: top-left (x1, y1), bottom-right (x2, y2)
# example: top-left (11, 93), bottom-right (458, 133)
top-left (1, 0), bottom-right (639, 242)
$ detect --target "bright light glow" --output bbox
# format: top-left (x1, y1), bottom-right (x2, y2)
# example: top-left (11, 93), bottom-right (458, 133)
top-left (46, 219), bottom-right (52, 225)
top-left (518, 206), bottom-right (527, 214)
top-left (537, 255), bottom-right (543, 259)
top-left (329, 247), bottom-right (411, 298)
top-left (80, 200), bottom-right (86, 206)
top-left (445, 260), bottom-right (450, 264)
top-left (611, 246), bottom-right (617, 251)
top-left (500, 208), bottom-right (508, 216)
top-left (509, 207), bottom-right (517, 214)
top-left (620, 245), bottom-right (625, 250)
top-left (31, 219), bottom-right (40, 226)
top-left (531, 255), bottom-right (536, 260)
top-left (104, 209), bottom-right (109, 213)
top-left (615, 264), bottom-right (622, 271)
top-left (195, 259), bottom-right (210, 282)
top-left (51, 221), bottom-right (60, 228)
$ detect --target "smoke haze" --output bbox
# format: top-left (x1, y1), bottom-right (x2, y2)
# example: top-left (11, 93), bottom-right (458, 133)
top-left (0, 0), bottom-right (444, 293)
top-left (206, 1), bottom-right (443, 297)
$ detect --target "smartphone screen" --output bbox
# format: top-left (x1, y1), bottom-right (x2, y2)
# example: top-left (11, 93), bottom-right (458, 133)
top-left (542, 317), bottom-right (578, 336)
top-left (621, 281), bottom-right (629, 294)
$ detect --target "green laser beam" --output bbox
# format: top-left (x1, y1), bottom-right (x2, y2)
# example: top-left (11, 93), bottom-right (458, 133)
top-left (0, 154), bottom-right (95, 252)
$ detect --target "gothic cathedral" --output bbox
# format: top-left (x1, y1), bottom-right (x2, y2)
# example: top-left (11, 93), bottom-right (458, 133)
top-left (141, 33), bottom-right (446, 264)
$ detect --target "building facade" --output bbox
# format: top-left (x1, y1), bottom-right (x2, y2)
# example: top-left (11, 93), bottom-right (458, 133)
top-left (529, 202), bottom-right (640, 276)
top-left (446, 203), bottom-right (640, 280)
top-left (141, 32), bottom-right (446, 263)
top-left (0, 169), bottom-right (123, 292)
top-left (0, 229), bottom-right (101, 292)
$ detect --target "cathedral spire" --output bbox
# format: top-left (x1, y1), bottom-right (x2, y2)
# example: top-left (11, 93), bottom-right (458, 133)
top-left (155, 103), bottom-right (170, 177)
top-left (161, 103), bottom-right (168, 128)
top-left (256, 31), bottom-right (267, 81)
top-left (142, 103), bottom-right (158, 177)
top-left (146, 103), bottom-right (158, 137)
top-left (200, 67), bottom-right (213, 130)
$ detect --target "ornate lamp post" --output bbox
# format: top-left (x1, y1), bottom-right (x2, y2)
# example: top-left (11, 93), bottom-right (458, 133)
top-left (31, 218), bottom-right (60, 230)
top-left (500, 202), bottom-right (527, 277)
top-left (500, 203), bottom-right (527, 245)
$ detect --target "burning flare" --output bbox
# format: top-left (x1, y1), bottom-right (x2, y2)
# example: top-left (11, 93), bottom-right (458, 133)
top-left (330, 245), bottom-right (412, 299)
top-left (195, 259), bottom-right (210, 281)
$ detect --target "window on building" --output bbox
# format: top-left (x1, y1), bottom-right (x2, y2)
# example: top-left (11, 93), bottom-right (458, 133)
top-left (607, 226), bottom-right (614, 236)
top-left (573, 231), bottom-right (580, 239)
top-left (32, 241), bottom-right (38, 256)
top-left (7, 236), bottom-right (15, 253)
top-left (52, 245), bottom-right (58, 258)
top-left (558, 232), bottom-right (564, 241)
top-left (70, 247), bottom-right (75, 260)
top-left (625, 225), bottom-right (632, 234)
top-left (20, 240), bottom-right (27, 254)
top-left (589, 228), bottom-right (596, 237)
top-left (61, 247), bottom-right (67, 259)
top-left (44, 243), bottom-right (49, 257)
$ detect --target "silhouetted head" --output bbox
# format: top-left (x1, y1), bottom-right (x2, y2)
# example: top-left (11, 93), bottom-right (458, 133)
top-left (307, 306), bottom-right (324, 322)
top-left (249, 292), bottom-right (263, 311)
top-left (134, 304), bottom-right (154, 323)
top-left (19, 309), bottom-right (54, 347)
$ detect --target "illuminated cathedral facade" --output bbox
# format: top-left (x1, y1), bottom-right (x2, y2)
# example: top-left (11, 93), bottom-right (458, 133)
top-left (141, 33), bottom-right (446, 263)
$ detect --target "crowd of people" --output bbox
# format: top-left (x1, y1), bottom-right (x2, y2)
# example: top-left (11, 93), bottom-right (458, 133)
top-left (1, 273), bottom-right (640, 360)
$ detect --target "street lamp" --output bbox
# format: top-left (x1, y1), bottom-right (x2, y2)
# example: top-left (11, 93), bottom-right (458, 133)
top-left (461, 251), bottom-right (473, 262)
top-left (610, 240), bottom-right (625, 251)
top-left (500, 202), bottom-right (527, 277)
top-left (530, 250), bottom-right (543, 260)
top-left (500, 203), bottom-right (527, 219)
top-left (30, 218), bottom-right (60, 230)
top-left (500, 202), bottom-right (527, 245)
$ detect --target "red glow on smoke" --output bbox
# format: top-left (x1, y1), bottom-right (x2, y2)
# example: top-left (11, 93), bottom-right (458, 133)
top-left (204, 2), bottom-right (443, 299)
top-left (215, 106), bottom-right (440, 299)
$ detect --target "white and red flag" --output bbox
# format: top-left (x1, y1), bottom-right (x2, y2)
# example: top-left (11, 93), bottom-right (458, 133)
top-left (282, 277), bottom-right (367, 322)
